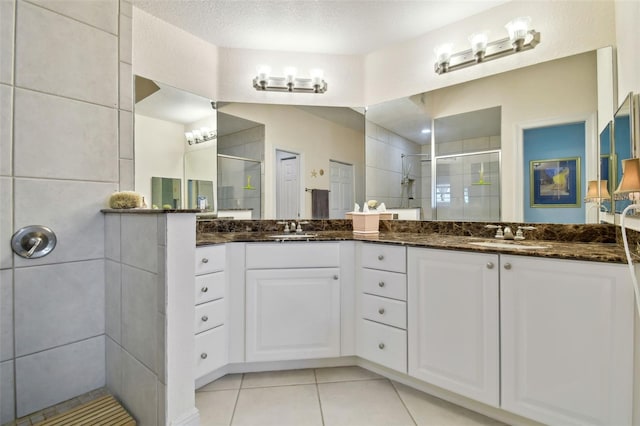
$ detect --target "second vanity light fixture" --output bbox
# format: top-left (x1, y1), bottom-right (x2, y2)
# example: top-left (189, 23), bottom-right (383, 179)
top-left (434, 17), bottom-right (541, 75)
top-left (185, 127), bottom-right (216, 145)
top-left (253, 66), bottom-right (328, 94)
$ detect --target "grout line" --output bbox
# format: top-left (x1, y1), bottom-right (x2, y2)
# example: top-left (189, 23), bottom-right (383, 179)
top-left (22, 0), bottom-right (119, 36)
top-left (12, 257), bottom-right (106, 270)
top-left (228, 374), bottom-right (243, 426)
top-left (14, 333), bottom-right (105, 360)
top-left (11, 174), bottom-right (120, 185)
top-left (13, 85), bottom-right (118, 110)
top-left (390, 380), bottom-right (418, 426)
top-left (314, 369), bottom-right (326, 426)
top-left (10, 0), bottom-right (18, 419)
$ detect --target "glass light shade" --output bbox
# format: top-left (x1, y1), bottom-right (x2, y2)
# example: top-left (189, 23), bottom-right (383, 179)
top-left (434, 43), bottom-right (453, 64)
top-left (200, 127), bottom-right (211, 138)
top-left (310, 68), bottom-right (324, 85)
top-left (283, 67), bottom-right (297, 82)
top-left (585, 180), bottom-right (611, 201)
top-left (256, 65), bottom-right (271, 81)
top-left (469, 32), bottom-right (488, 55)
top-left (192, 129), bottom-right (202, 141)
top-left (614, 158), bottom-right (640, 198)
top-left (185, 132), bottom-right (194, 144)
top-left (505, 17), bottom-right (531, 42)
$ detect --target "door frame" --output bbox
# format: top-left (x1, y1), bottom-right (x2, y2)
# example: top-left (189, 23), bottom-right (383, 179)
top-left (513, 113), bottom-right (596, 223)
top-left (274, 147), bottom-right (304, 219)
top-left (329, 159), bottom-right (355, 219)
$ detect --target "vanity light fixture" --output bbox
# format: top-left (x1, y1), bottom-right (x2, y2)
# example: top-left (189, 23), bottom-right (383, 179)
top-left (434, 17), bottom-right (540, 75)
top-left (185, 127), bottom-right (216, 145)
top-left (253, 65), bottom-right (328, 94)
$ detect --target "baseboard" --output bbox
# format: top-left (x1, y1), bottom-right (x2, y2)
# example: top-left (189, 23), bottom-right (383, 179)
top-left (170, 407), bottom-right (199, 426)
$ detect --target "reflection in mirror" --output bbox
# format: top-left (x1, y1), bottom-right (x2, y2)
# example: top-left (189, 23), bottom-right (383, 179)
top-left (599, 121), bottom-right (613, 215)
top-left (134, 75), bottom-right (217, 210)
top-left (217, 154), bottom-right (262, 219)
top-left (151, 176), bottom-right (182, 209)
top-left (187, 179), bottom-right (214, 210)
top-left (366, 50), bottom-right (599, 223)
top-left (613, 93), bottom-right (634, 213)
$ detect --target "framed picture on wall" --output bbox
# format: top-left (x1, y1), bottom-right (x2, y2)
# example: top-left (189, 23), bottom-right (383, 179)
top-left (530, 157), bottom-right (580, 207)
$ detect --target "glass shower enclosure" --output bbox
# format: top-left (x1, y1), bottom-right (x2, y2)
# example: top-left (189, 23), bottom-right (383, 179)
top-left (217, 154), bottom-right (262, 219)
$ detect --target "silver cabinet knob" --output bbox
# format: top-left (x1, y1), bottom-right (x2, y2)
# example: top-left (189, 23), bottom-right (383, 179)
top-left (378, 281), bottom-right (385, 287)
top-left (201, 315), bottom-right (208, 322)
top-left (201, 353), bottom-right (208, 359)
top-left (378, 255), bottom-right (384, 260)
top-left (378, 343), bottom-right (385, 350)
top-left (378, 308), bottom-right (385, 315)
top-left (333, 275), bottom-right (339, 280)
top-left (201, 258), bottom-right (209, 264)
top-left (201, 286), bottom-right (208, 293)
top-left (486, 262), bottom-right (494, 269)
top-left (504, 263), bottom-right (512, 270)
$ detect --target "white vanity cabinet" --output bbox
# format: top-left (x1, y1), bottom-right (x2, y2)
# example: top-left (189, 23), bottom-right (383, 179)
top-left (407, 248), bottom-right (500, 407)
top-left (194, 245), bottom-right (228, 379)
top-left (357, 243), bottom-right (408, 373)
top-left (500, 255), bottom-right (634, 426)
top-left (245, 243), bottom-right (341, 362)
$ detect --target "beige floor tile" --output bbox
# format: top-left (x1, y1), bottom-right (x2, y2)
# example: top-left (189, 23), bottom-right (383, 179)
top-left (315, 366), bottom-right (383, 383)
top-left (318, 379), bottom-right (415, 426)
top-left (199, 374), bottom-right (243, 392)
top-left (241, 369), bottom-right (315, 388)
top-left (196, 389), bottom-right (238, 426)
top-left (392, 382), bottom-right (505, 426)
top-left (232, 384), bottom-right (322, 426)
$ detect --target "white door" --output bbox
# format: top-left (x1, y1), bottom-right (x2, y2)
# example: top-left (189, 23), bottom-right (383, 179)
top-left (329, 160), bottom-right (354, 219)
top-left (500, 255), bottom-right (634, 425)
top-left (245, 268), bottom-right (341, 362)
top-left (407, 247), bottom-right (500, 407)
top-left (276, 150), bottom-right (300, 219)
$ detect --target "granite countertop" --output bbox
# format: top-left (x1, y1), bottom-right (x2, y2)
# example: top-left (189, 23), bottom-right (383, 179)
top-left (196, 230), bottom-right (632, 264)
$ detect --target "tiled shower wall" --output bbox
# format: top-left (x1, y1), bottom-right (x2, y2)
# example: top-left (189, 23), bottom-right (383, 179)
top-left (0, 0), bottom-right (133, 422)
top-left (365, 120), bottom-right (423, 211)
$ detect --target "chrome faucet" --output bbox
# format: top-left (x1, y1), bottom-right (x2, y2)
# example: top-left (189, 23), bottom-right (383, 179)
top-left (503, 226), bottom-right (515, 240)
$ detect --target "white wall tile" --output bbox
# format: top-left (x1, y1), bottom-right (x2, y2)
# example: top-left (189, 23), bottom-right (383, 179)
top-left (119, 110), bottom-right (133, 159)
top-left (105, 213), bottom-right (121, 262)
top-left (121, 215), bottom-right (158, 272)
top-left (119, 62), bottom-right (132, 111)
top-left (119, 158), bottom-right (134, 191)
top-left (105, 259), bottom-right (121, 343)
top-left (14, 260), bottom-right (105, 356)
top-left (105, 336), bottom-right (122, 399)
top-left (15, 2), bottom-right (118, 107)
top-left (0, 0), bottom-right (14, 85)
top-left (119, 14), bottom-right (132, 64)
top-left (0, 177), bottom-right (12, 269)
top-left (0, 360), bottom-right (14, 424)
top-left (156, 312), bottom-right (166, 384)
top-left (0, 269), bottom-right (13, 362)
top-left (15, 336), bottom-right (105, 417)
top-left (14, 89), bottom-right (118, 182)
top-left (121, 264), bottom-right (157, 372)
top-left (121, 348), bottom-right (158, 426)
top-left (13, 179), bottom-right (117, 267)
top-left (0, 84), bottom-right (12, 176)
top-left (27, 0), bottom-right (118, 34)
top-left (157, 245), bottom-right (166, 314)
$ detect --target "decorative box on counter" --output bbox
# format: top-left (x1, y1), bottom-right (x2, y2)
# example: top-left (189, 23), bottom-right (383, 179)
top-left (348, 212), bottom-right (380, 234)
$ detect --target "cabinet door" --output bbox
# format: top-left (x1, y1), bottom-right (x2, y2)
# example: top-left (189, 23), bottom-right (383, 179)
top-left (407, 248), bottom-right (499, 407)
top-left (500, 255), bottom-right (634, 426)
top-left (246, 268), bottom-right (341, 362)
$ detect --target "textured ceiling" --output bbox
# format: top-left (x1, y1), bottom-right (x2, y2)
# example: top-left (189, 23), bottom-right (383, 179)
top-left (133, 0), bottom-right (510, 55)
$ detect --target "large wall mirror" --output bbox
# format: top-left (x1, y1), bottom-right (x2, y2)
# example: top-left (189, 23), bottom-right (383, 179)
top-left (365, 49), bottom-right (603, 224)
top-left (611, 92), bottom-right (640, 214)
top-left (133, 75), bottom-right (365, 219)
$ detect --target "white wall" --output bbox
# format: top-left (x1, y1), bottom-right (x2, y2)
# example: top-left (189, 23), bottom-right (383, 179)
top-left (614, 0), bottom-right (640, 105)
top-left (134, 115), bottom-right (185, 207)
top-left (365, 0), bottom-right (615, 106)
top-left (220, 103), bottom-right (365, 218)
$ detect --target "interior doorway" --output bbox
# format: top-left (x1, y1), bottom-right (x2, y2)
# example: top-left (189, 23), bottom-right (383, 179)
top-left (276, 149), bottom-right (300, 219)
top-left (329, 160), bottom-right (354, 219)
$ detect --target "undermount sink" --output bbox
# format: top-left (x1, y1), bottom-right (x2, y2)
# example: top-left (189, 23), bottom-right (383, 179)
top-left (268, 233), bottom-right (318, 240)
top-left (468, 241), bottom-right (550, 250)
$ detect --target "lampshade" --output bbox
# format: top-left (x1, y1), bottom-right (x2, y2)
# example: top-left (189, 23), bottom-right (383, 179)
top-left (614, 158), bottom-right (640, 199)
top-left (584, 180), bottom-right (611, 201)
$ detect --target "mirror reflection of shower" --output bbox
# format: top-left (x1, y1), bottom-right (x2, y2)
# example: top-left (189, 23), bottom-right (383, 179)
top-left (217, 154), bottom-right (263, 219)
top-left (401, 153), bottom-right (430, 208)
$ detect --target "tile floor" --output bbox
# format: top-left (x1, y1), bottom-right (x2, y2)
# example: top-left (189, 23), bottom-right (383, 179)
top-left (196, 367), bottom-right (506, 426)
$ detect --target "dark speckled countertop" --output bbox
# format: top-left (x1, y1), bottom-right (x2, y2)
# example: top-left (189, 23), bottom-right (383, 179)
top-left (196, 221), bottom-right (626, 263)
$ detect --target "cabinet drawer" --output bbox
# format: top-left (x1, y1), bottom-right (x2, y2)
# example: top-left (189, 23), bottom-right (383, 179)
top-left (362, 268), bottom-right (406, 301)
top-left (195, 325), bottom-right (227, 379)
top-left (195, 272), bottom-right (225, 305)
top-left (359, 319), bottom-right (407, 373)
top-left (246, 242), bottom-right (340, 269)
top-left (362, 293), bottom-right (406, 329)
top-left (195, 245), bottom-right (225, 275)
top-left (195, 299), bottom-right (225, 334)
top-left (361, 244), bottom-right (406, 273)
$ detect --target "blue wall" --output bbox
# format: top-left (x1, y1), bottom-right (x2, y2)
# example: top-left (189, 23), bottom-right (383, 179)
top-left (523, 122), bottom-right (585, 223)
